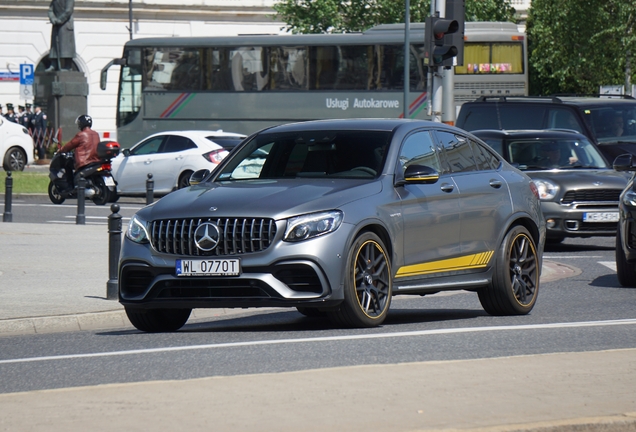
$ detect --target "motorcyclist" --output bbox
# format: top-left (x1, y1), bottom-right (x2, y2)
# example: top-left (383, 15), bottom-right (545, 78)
top-left (59, 114), bottom-right (101, 172)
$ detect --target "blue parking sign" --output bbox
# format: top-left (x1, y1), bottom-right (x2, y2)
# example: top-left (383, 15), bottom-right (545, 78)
top-left (19, 64), bottom-right (34, 85)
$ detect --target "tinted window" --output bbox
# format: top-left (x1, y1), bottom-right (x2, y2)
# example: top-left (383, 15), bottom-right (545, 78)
top-left (131, 136), bottom-right (164, 155)
top-left (459, 104), bottom-right (548, 131)
top-left (437, 131), bottom-right (478, 173)
top-left (217, 131), bottom-right (390, 180)
top-left (470, 139), bottom-right (500, 170)
top-left (398, 131), bottom-right (441, 173)
top-left (207, 137), bottom-right (245, 151)
top-left (163, 136), bottom-right (196, 152)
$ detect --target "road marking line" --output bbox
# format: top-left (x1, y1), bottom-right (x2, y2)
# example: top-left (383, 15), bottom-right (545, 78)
top-left (544, 256), bottom-right (605, 259)
top-left (599, 261), bottom-right (617, 271)
top-left (1, 318), bottom-right (635, 365)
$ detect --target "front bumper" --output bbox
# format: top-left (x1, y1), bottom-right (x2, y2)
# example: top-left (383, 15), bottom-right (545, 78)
top-left (540, 201), bottom-right (618, 238)
top-left (118, 223), bottom-right (354, 310)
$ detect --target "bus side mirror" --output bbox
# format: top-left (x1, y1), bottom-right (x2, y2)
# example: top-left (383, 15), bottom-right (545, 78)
top-left (613, 154), bottom-right (636, 172)
top-left (190, 169), bottom-right (211, 185)
top-left (100, 58), bottom-right (127, 91)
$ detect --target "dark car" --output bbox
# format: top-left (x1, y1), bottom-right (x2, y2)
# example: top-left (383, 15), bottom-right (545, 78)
top-left (118, 119), bottom-right (545, 332)
top-left (456, 95), bottom-right (636, 163)
top-left (613, 154), bottom-right (636, 287)
top-left (472, 129), bottom-right (628, 243)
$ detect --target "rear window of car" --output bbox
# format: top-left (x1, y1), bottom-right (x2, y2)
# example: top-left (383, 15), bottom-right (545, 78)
top-left (206, 137), bottom-right (245, 151)
top-left (460, 104), bottom-right (549, 131)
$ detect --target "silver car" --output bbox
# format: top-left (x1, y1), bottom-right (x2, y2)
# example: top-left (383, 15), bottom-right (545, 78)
top-left (119, 119), bottom-right (545, 332)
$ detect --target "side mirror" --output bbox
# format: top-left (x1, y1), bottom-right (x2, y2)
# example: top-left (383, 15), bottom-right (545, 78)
top-left (613, 154), bottom-right (635, 172)
top-left (122, 148), bottom-right (131, 157)
top-left (398, 164), bottom-right (440, 185)
top-left (190, 169), bottom-right (211, 185)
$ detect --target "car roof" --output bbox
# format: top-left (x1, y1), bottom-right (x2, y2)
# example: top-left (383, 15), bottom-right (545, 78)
top-left (470, 129), bottom-right (590, 140)
top-left (145, 130), bottom-right (247, 140)
top-left (466, 95), bottom-right (636, 108)
top-left (256, 118), bottom-right (450, 134)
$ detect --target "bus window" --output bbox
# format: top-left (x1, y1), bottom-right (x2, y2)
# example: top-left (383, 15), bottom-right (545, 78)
top-left (270, 46), bottom-right (307, 90)
top-left (455, 42), bottom-right (523, 74)
top-left (117, 48), bottom-right (142, 128)
top-left (144, 47), bottom-right (203, 91)
top-left (229, 47), bottom-right (269, 91)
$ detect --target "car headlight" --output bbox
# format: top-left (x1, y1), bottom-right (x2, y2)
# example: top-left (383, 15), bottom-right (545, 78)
top-left (284, 210), bottom-right (343, 242)
top-left (126, 214), bottom-right (150, 244)
top-left (623, 190), bottom-right (636, 207)
top-left (532, 179), bottom-right (559, 200)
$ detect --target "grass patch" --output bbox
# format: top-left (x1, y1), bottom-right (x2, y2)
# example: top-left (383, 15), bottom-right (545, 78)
top-left (1, 170), bottom-right (49, 194)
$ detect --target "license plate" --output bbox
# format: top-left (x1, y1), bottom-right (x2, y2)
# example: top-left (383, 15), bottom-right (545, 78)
top-left (582, 212), bottom-right (619, 222)
top-left (176, 258), bottom-right (240, 276)
top-left (103, 176), bottom-right (116, 187)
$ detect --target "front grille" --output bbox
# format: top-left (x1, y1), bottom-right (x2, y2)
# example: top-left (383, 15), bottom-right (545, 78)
top-left (150, 217), bottom-right (277, 256)
top-left (572, 222), bottom-right (617, 232)
top-left (561, 189), bottom-right (621, 205)
top-left (156, 278), bottom-right (274, 299)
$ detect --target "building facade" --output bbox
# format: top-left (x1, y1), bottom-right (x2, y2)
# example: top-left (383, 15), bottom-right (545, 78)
top-left (0, 0), bottom-right (282, 141)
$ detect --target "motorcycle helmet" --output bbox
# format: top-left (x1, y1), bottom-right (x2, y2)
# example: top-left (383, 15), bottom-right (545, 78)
top-left (75, 114), bottom-right (92, 130)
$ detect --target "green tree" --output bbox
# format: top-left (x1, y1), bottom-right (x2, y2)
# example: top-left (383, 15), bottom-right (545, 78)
top-left (527, 0), bottom-right (635, 95)
top-left (273, 0), bottom-right (517, 34)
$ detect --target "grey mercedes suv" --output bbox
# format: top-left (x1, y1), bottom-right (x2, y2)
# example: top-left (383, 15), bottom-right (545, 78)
top-left (119, 119), bottom-right (545, 332)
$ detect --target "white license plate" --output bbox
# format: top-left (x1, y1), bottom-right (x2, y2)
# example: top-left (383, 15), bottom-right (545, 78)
top-left (103, 176), bottom-right (116, 187)
top-left (582, 212), bottom-right (619, 222)
top-left (176, 258), bottom-right (240, 276)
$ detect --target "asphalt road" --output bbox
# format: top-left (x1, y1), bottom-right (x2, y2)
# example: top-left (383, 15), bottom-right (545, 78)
top-left (1, 197), bottom-right (635, 431)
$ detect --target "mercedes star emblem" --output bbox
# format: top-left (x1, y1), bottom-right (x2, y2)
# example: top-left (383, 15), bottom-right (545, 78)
top-left (194, 222), bottom-right (220, 252)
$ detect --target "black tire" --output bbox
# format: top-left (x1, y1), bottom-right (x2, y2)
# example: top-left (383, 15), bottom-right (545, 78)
top-left (91, 176), bottom-right (111, 206)
top-left (616, 228), bottom-right (636, 287)
top-left (478, 225), bottom-right (539, 316)
top-left (48, 181), bottom-right (66, 204)
top-left (296, 307), bottom-right (327, 318)
top-left (125, 307), bottom-right (192, 332)
top-left (178, 171), bottom-right (193, 189)
top-left (328, 232), bottom-right (392, 328)
top-left (3, 147), bottom-right (27, 171)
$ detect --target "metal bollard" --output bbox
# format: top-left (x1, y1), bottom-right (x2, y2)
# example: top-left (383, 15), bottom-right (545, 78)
top-left (146, 173), bottom-right (154, 205)
top-left (3, 171), bottom-right (12, 222)
top-left (106, 204), bottom-right (122, 300)
top-left (76, 176), bottom-right (86, 225)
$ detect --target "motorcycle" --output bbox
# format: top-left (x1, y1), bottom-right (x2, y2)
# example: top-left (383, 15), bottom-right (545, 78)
top-left (48, 141), bottom-right (121, 205)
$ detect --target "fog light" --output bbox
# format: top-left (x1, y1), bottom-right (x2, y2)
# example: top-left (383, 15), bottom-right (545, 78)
top-left (546, 219), bottom-right (556, 229)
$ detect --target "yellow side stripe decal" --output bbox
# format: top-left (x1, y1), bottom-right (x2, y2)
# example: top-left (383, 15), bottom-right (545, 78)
top-left (396, 251), bottom-right (494, 278)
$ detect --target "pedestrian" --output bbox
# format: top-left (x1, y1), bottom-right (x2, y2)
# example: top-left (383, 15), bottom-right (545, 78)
top-left (17, 105), bottom-right (28, 127)
top-left (4, 103), bottom-right (18, 123)
top-left (24, 103), bottom-right (35, 134)
top-left (32, 104), bottom-right (48, 159)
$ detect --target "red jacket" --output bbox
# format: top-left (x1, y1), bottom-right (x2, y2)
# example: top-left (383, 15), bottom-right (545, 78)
top-left (60, 128), bottom-right (101, 171)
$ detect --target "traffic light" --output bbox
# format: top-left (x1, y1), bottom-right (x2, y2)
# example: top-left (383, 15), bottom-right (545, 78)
top-left (425, 16), bottom-right (458, 67)
top-left (424, 0), bottom-right (465, 67)
top-left (446, 0), bottom-right (465, 66)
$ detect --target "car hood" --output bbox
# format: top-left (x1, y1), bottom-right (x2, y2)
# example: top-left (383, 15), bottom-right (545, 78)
top-left (527, 168), bottom-right (628, 189)
top-left (140, 178), bottom-right (383, 220)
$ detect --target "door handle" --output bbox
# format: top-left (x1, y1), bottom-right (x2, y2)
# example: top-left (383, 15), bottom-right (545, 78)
top-left (440, 183), bottom-right (455, 193)
top-left (144, 160), bottom-right (152, 165)
top-left (489, 179), bottom-right (503, 189)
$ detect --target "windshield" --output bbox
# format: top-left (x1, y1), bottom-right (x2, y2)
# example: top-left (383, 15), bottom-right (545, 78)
top-left (215, 130), bottom-right (391, 181)
top-left (505, 137), bottom-right (608, 170)
top-left (586, 105), bottom-right (636, 144)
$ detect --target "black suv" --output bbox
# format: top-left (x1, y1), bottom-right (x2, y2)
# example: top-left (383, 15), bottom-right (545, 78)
top-left (456, 95), bottom-right (636, 162)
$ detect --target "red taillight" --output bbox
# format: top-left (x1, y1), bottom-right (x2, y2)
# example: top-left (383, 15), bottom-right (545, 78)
top-left (529, 181), bottom-right (539, 199)
top-left (99, 163), bottom-right (112, 171)
top-left (203, 149), bottom-right (229, 164)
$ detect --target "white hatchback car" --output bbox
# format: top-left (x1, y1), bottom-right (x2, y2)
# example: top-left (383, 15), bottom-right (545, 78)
top-left (1, 117), bottom-right (35, 171)
top-left (110, 130), bottom-right (246, 196)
